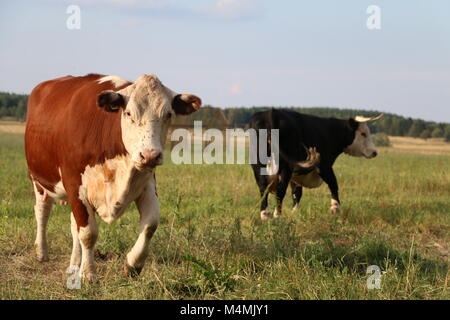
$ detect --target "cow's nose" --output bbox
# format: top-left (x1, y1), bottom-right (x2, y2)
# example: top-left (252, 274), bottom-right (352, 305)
top-left (139, 149), bottom-right (162, 167)
top-left (372, 151), bottom-right (378, 158)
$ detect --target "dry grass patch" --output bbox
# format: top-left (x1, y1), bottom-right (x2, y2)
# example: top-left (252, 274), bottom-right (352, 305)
top-left (0, 120), bottom-right (25, 134)
top-left (386, 136), bottom-right (450, 155)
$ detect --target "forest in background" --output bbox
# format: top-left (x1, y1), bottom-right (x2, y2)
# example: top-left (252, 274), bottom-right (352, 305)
top-left (0, 92), bottom-right (27, 121)
top-left (1, 91), bottom-right (449, 141)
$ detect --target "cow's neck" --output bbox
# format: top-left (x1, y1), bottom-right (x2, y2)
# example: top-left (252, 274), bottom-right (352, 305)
top-left (79, 154), bottom-right (153, 224)
top-left (327, 119), bottom-right (356, 164)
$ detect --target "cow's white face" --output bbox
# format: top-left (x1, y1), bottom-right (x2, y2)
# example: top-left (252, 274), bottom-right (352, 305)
top-left (120, 75), bottom-right (174, 169)
top-left (344, 122), bottom-right (378, 159)
top-left (97, 74), bottom-right (201, 170)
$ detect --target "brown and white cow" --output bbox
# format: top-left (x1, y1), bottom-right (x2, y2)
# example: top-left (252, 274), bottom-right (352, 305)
top-left (25, 73), bottom-right (201, 282)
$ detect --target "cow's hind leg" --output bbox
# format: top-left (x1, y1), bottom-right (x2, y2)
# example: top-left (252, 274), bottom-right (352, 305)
top-left (273, 167), bottom-right (291, 218)
top-left (32, 182), bottom-right (54, 262)
top-left (251, 164), bottom-right (271, 220)
top-left (291, 182), bottom-right (302, 211)
top-left (125, 179), bottom-right (159, 276)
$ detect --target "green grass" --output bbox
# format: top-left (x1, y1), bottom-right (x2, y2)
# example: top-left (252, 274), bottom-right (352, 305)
top-left (0, 132), bottom-right (448, 299)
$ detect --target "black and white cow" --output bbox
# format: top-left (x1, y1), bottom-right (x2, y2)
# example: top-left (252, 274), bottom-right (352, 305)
top-left (250, 109), bottom-right (382, 220)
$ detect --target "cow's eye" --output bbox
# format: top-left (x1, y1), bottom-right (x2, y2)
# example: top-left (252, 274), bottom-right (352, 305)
top-left (361, 132), bottom-right (367, 138)
top-left (124, 110), bottom-right (135, 123)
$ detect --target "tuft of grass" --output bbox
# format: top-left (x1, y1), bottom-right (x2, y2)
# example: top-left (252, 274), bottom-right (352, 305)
top-left (169, 254), bottom-right (237, 297)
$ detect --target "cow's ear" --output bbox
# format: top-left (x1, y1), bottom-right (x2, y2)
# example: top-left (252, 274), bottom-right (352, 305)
top-left (172, 94), bottom-right (202, 115)
top-left (97, 90), bottom-right (126, 112)
top-left (348, 118), bottom-right (359, 131)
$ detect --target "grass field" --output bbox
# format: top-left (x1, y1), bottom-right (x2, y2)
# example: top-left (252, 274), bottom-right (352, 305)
top-left (0, 122), bottom-right (449, 300)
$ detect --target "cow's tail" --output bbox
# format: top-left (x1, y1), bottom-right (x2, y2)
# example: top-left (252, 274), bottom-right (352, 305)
top-left (293, 146), bottom-right (320, 175)
top-left (266, 109), bottom-right (320, 174)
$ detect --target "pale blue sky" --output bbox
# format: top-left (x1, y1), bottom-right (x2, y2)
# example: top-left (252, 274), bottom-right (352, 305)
top-left (1, 0), bottom-right (449, 122)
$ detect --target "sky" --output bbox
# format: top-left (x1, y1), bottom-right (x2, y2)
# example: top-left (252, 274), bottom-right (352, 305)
top-left (0, 0), bottom-right (449, 122)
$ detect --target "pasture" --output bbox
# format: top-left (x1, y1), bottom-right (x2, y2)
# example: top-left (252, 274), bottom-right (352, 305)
top-left (0, 122), bottom-right (449, 300)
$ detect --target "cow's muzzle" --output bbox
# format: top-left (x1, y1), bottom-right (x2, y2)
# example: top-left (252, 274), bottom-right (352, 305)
top-left (365, 150), bottom-right (378, 159)
top-left (136, 149), bottom-right (162, 169)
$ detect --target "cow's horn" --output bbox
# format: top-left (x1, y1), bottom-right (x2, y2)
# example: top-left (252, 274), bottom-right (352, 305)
top-left (355, 113), bottom-right (384, 123)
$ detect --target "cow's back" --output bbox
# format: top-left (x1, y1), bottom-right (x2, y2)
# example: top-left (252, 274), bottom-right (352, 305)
top-left (250, 109), bottom-right (314, 163)
top-left (25, 74), bottom-right (130, 193)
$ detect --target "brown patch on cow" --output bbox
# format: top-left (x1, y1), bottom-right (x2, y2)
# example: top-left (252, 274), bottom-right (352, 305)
top-left (25, 74), bottom-right (132, 230)
top-left (34, 182), bottom-right (45, 195)
top-left (103, 164), bottom-right (116, 182)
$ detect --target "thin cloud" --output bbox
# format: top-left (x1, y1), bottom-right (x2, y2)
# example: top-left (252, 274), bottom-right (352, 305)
top-left (212, 0), bottom-right (262, 20)
top-left (76, 0), bottom-right (167, 8)
top-left (229, 83), bottom-right (243, 95)
top-left (71, 0), bottom-right (263, 21)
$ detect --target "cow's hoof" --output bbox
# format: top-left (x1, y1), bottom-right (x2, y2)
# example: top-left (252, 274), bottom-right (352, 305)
top-left (37, 254), bottom-right (49, 262)
top-left (273, 208), bottom-right (282, 219)
top-left (260, 210), bottom-right (272, 221)
top-left (330, 200), bottom-right (341, 214)
top-left (124, 261), bottom-right (142, 278)
top-left (81, 272), bottom-right (98, 284)
top-left (292, 204), bottom-right (299, 212)
top-left (35, 244), bottom-right (49, 262)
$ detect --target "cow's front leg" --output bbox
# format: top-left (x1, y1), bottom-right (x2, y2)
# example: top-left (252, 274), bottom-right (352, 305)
top-left (69, 212), bottom-right (81, 268)
top-left (320, 167), bottom-right (341, 214)
top-left (69, 195), bottom-right (99, 283)
top-left (78, 209), bottom-right (98, 282)
top-left (124, 179), bottom-right (159, 277)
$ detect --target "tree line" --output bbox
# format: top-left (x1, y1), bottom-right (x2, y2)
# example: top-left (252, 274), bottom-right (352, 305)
top-left (0, 92), bottom-right (28, 121)
top-left (1, 91), bottom-right (449, 141)
top-left (209, 106), bottom-right (450, 141)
